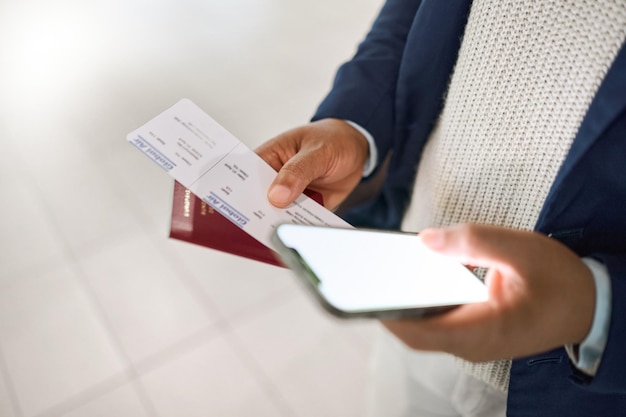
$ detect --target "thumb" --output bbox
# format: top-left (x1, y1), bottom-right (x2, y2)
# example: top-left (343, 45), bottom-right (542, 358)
top-left (419, 224), bottom-right (525, 271)
top-left (267, 151), bottom-right (325, 208)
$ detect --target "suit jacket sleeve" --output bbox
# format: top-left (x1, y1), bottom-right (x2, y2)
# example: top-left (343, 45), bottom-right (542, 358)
top-left (586, 254), bottom-right (626, 394)
top-left (312, 0), bottom-right (423, 170)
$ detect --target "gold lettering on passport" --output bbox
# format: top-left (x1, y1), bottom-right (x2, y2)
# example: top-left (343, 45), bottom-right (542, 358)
top-left (183, 188), bottom-right (192, 218)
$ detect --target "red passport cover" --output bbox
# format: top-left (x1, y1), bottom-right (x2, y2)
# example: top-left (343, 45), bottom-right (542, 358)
top-left (169, 181), bottom-right (324, 267)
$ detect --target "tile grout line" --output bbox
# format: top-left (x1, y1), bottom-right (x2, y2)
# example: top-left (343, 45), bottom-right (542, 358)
top-left (128, 324), bottom-right (226, 377)
top-left (32, 371), bottom-right (132, 417)
top-left (222, 282), bottom-right (300, 328)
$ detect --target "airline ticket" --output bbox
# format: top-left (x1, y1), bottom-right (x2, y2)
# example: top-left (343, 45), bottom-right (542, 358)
top-left (127, 99), bottom-right (352, 250)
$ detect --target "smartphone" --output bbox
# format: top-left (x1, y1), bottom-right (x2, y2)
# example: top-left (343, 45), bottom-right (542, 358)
top-left (272, 224), bottom-right (488, 319)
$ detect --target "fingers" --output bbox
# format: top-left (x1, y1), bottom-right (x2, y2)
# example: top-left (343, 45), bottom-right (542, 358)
top-left (415, 224), bottom-right (596, 357)
top-left (257, 119), bottom-right (370, 208)
top-left (255, 132), bottom-right (297, 173)
top-left (419, 224), bottom-right (534, 272)
top-left (382, 301), bottom-right (501, 361)
top-left (419, 224), bottom-right (535, 305)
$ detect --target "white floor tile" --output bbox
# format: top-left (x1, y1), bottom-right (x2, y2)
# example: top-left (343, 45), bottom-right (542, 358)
top-left (265, 333), bottom-right (371, 417)
top-left (233, 289), bottom-right (367, 372)
top-left (59, 384), bottom-right (151, 417)
top-left (104, 148), bottom-right (177, 238)
top-left (166, 239), bottom-right (300, 320)
top-left (33, 162), bottom-right (145, 255)
top-left (233, 291), bottom-right (376, 417)
top-left (0, 264), bottom-right (126, 417)
top-left (76, 233), bottom-right (220, 364)
top-left (141, 334), bottom-right (288, 417)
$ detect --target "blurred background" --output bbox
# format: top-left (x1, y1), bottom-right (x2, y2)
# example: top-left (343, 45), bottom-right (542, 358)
top-left (0, 0), bottom-right (383, 416)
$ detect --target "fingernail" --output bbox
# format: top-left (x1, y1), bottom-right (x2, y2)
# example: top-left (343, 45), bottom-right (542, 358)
top-left (420, 228), bottom-right (445, 249)
top-left (268, 185), bottom-right (292, 206)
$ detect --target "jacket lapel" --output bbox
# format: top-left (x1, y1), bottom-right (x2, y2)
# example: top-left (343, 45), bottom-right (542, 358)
top-left (539, 41), bottom-right (626, 222)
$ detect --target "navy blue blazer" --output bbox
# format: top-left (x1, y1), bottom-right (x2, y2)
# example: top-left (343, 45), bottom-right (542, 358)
top-left (312, 1), bottom-right (626, 415)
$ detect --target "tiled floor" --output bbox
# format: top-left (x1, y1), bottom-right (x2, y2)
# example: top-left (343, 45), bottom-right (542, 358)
top-left (0, 1), bottom-right (383, 416)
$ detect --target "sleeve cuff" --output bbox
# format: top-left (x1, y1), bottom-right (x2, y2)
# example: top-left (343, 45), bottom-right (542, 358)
top-left (564, 257), bottom-right (611, 376)
top-left (345, 120), bottom-right (378, 178)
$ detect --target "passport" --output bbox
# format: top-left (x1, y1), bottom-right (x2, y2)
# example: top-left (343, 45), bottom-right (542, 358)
top-left (169, 181), bottom-right (325, 267)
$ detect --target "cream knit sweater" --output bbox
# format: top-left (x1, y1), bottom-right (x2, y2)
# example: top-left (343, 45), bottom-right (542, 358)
top-left (401, 0), bottom-right (626, 392)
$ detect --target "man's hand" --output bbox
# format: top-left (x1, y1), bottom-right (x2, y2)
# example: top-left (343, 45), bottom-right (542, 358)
top-left (256, 118), bottom-right (369, 210)
top-left (383, 224), bottom-right (596, 363)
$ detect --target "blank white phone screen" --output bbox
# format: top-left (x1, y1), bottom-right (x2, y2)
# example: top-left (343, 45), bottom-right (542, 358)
top-left (275, 225), bottom-right (488, 313)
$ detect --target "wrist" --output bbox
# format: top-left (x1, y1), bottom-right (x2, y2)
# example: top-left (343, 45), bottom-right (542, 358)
top-left (344, 120), bottom-right (377, 177)
top-left (565, 257), bottom-right (611, 376)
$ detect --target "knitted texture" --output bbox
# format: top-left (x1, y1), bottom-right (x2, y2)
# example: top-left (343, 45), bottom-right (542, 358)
top-left (401, 0), bottom-right (626, 392)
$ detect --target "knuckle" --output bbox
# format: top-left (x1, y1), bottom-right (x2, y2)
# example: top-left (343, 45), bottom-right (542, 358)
top-left (282, 159), bottom-right (309, 179)
top-left (454, 224), bottom-right (483, 257)
top-left (278, 158), bottom-right (316, 188)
